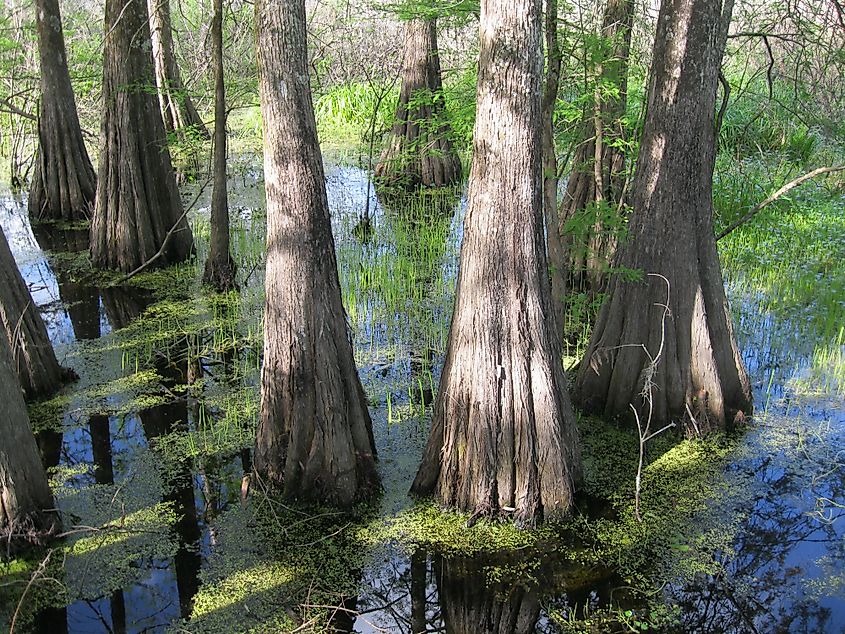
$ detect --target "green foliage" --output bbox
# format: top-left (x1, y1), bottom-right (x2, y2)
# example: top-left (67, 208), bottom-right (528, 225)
top-left (442, 63), bottom-right (477, 153)
top-left (377, 0), bottom-right (479, 23)
top-left (314, 81), bottom-right (398, 146)
top-left (717, 75), bottom-right (827, 166)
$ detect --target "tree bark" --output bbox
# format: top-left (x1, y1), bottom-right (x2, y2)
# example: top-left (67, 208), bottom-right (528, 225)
top-left (91, 0), bottom-right (195, 273)
top-left (557, 0), bottom-right (634, 295)
top-left (147, 0), bottom-right (208, 138)
top-left (28, 0), bottom-right (96, 223)
top-left (202, 0), bottom-right (236, 292)
top-left (410, 0), bottom-right (579, 526)
top-left (573, 0), bottom-right (753, 432)
top-left (253, 0), bottom-right (380, 506)
top-left (0, 227), bottom-right (69, 399)
top-left (0, 330), bottom-right (59, 537)
top-left (375, 18), bottom-right (462, 191)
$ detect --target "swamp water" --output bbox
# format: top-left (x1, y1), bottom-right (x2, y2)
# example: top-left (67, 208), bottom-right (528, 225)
top-left (0, 160), bottom-right (843, 633)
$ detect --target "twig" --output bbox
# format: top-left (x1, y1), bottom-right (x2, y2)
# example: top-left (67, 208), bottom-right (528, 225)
top-left (716, 166), bottom-right (845, 241)
top-left (10, 549), bottom-right (54, 634)
top-left (0, 97), bottom-right (36, 122)
top-left (632, 273), bottom-right (676, 522)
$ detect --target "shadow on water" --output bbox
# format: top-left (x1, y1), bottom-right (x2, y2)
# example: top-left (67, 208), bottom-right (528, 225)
top-left (2, 158), bottom-right (845, 633)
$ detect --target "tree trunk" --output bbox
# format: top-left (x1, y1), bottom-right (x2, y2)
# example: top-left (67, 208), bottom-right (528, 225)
top-left (375, 18), bottom-right (462, 191)
top-left (148, 0), bottom-right (208, 138)
top-left (28, 0), bottom-right (96, 223)
top-left (0, 227), bottom-right (69, 399)
top-left (410, 0), bottom-right (579, 526)
top-left (557, 0), bottom-right (634, 295)
top-left (0, 330), bottom-right (59, 537)
top-left (253, 0), bottom-right (379, 506)
top-left (202, 0), bottom-right (236, 292)
top-left (90, 0), bottom-right (195, 273)
top-left (573, 0), bottom-right (752, 432)
top-left (542, 0), bottom-right (567, 342)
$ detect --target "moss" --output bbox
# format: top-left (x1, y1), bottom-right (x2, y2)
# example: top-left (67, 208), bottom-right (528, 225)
top-left (188, 499), bottom-right (379, 633)
top-left (573, 425), bottom-right (751, 592)
top-left (380, 500), bottom-right (557, 557)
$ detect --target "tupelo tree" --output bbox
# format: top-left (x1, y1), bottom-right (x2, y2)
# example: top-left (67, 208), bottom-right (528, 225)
top-left (28, 0), bottom-right (96, 223)
top-left (0, 226), bottom-right (71, 399)
top-left (148, 0), bottom-right (208, 138)
top-left (556, 0), bottom-right (635, 296)
top-left (90, 0), bottom-right (194, 273)
top-left (0, 327), bottom-right (60, 538)
top-left (202, 0), bottom-right (236, 291)
top-left (375, 16), bottom-right (461, 191)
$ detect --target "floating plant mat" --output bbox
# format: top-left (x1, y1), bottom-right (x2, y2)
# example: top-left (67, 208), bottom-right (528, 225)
top-left (1, 156), bottom-right (844, 633)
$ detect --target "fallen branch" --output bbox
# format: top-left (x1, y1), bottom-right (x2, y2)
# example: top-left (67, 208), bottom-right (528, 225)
top-left (110, 177), bottom-right (211, 285)
top-left (717, 166), bottom-right (845, 241)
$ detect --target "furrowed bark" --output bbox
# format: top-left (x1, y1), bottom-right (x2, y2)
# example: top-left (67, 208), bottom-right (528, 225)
top-left (0, 226), bottom-right (70, 399)
top-left (0, 330), bottom-right (60, 537)
top-left (148, 0), bottom-right (208, 138)
top-left (411, 0), bottom-right (579, 526)
top-left (557, 0), bottom-right (634, 296)
top-left (202, 0), bottom-right (236, 291)
top-left (91, 0), bottom-right (194, 273)
top-left (254, 0), bottom-right (379, 505)
top-left (28, 0), bottom-right (96, 223)
top-left (375, 17), bottom-right (462, 191)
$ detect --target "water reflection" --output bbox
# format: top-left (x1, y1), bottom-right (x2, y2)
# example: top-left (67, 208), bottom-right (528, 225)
top-left (101, 286), bottom-right (154, 332)
top-left (354, 551), bottom-right (547, 634)
top-left (437, 556), bottom-right (540, 634)
top-left (139, 342), bottom-right (203, 619)
top-left (31, 224), bottom-right (103, 342)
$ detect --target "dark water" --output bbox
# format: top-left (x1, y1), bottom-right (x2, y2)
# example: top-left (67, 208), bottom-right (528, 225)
top-left (1, 162), bottom-right (843, 633)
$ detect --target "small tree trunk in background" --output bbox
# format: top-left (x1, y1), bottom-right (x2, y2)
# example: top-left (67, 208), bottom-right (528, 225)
top-left (28, 0), bottom-right (96, 223)
top-left (542, 0), bottom-right (567, 343)
top-left (148, 0), bottom-right (208, 139)
top-left (254, 0), bottom-right (379, 505)
top-left (202, 0), bottom-right (236, 291)
top-left (557, 0), bottom-right (634, 295)
top-left (0, 331), bottom-right (60, 537)
top-left (574, 0), bottom-right (753, 432)
top-left (0, 227), bottom-right (69, 399)
top-left (375, 18), bottom-right (462, 191)
top-left (91, 0), bottom-right (194, 273)
top-left (411, 0), bottom-right (580, 526)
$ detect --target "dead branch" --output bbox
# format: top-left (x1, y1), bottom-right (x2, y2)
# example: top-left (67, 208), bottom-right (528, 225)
top-left (110, 176), bottom-right (211, 285)
top-left (717, 165), bottom-right (845, 241)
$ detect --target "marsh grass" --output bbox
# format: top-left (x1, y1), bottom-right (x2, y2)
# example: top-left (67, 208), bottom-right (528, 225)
top-left (314, 82), bottom-right (398, 148)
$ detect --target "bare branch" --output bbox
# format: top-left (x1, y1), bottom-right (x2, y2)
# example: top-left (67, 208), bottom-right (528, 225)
top-left (717, 166), bottom-right (845, 241)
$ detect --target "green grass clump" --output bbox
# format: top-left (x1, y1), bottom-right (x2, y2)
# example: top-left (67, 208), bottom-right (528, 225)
top-left (314, 81), bottom-right (397, 147)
